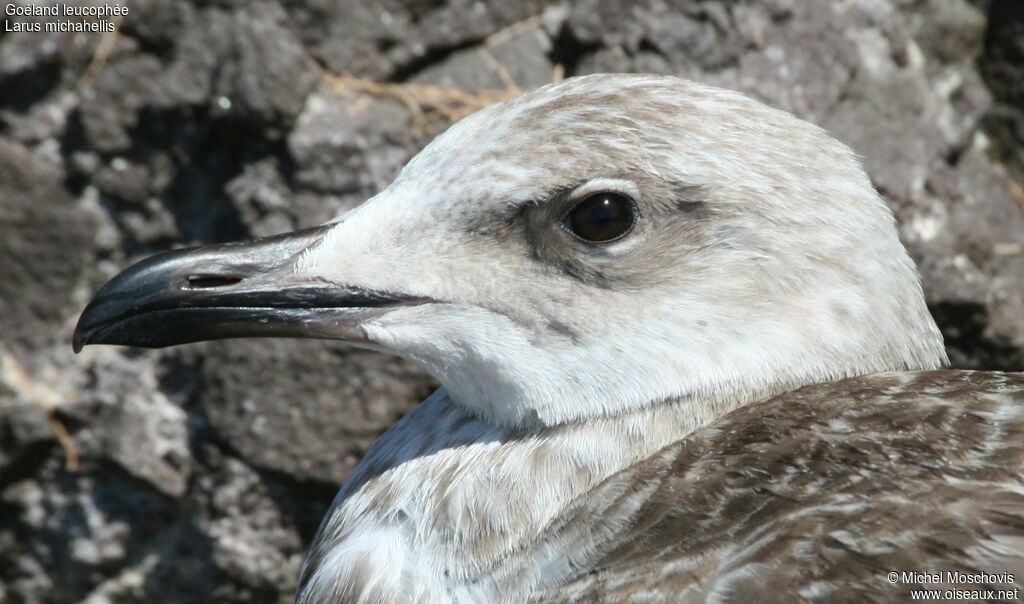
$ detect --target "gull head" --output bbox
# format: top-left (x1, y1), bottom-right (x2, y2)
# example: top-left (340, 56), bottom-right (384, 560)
top-left (74, 74), bottom-right (947, 428)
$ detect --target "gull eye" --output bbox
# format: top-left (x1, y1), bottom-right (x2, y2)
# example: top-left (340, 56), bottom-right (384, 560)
top-left (564, 193), bottom-right (636, 243)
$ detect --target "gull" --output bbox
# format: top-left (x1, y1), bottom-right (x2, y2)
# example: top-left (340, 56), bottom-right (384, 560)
top-left (74, 74), bottom-right (1024, 603)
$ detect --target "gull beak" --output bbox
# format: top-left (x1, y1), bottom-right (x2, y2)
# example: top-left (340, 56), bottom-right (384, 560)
top-left (72, 225), bottom-right (429, 352)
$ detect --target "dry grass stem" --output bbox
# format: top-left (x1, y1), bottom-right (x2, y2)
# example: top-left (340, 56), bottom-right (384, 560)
top-left (1, 351), bottom-right (81, 472)
top-left (75, 14), bottom-right (124, 94)
top-left (323, 72), bottom-right (524, 133)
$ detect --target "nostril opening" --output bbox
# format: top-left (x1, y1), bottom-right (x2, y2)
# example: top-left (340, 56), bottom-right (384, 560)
top-left (186, 274), bottom-right (243, 289)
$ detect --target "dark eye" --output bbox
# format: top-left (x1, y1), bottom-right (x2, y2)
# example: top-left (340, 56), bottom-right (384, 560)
top-left (564, 193), bottom-right (636, 243)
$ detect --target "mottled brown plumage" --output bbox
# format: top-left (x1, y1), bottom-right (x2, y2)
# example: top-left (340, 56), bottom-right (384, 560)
top-left (534, 371), bottom-right (1024, 602)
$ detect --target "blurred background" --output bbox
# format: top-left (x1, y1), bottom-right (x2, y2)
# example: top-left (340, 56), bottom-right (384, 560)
top-left (1, 0), bottom-right (1022, 601)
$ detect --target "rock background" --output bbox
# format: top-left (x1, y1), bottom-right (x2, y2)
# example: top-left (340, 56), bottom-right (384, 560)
top-left (1, 0), bottom-right (1022, 601)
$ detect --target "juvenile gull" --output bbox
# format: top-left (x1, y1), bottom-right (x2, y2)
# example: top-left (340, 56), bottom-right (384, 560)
top-left (74, 74), bottom-right (1024, 602)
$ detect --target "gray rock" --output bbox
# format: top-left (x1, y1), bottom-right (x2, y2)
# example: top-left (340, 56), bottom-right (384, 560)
top-left (77, 353), bottom-right (193, 499)
top-left (979, 0), bottom-right (1024, 175)
top-left (204, 457), bottom-right (303, 596)
top-left (0, 138), bottom-right (95, 354)
top-left (3, 89), bottom-right (77, 144)
top-left (198, 339), bottom-right (435, 486)
top-left (213, 1), bottom-right (321, 126)
top-left (411, 27), bottom-right (556, 91)
top-left (0, 404), bottom-right (55, 477)
top-left (281, 0), bottom-right (551, 79)
top-left (288, 84), bottom-right (414, 194)
top-left (78, 52), bottom-right (165, 153)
